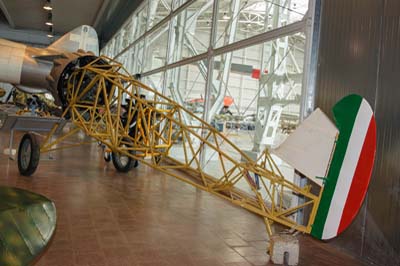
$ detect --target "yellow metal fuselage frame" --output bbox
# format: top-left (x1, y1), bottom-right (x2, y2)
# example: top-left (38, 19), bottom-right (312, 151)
top-left (40, 56), bottom-right (321, 238)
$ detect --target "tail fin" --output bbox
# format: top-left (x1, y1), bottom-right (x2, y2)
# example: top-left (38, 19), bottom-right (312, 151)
top-left (48, 25), bottom-right (99, 55)
top-left (311, 94), bottom-right (376, 240)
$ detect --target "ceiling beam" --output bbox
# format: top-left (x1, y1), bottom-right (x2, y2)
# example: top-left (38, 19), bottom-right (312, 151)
top-left (0, 0), bottom-right (15, 28)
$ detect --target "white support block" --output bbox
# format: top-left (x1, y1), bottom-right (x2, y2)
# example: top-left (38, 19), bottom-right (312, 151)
top-left (3, 148), bottom-right (16, 156)
top-left (270, 234), bottom-right (299, 265)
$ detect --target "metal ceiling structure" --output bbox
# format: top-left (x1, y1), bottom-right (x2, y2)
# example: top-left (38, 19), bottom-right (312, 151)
top-left (0, 0), bottom-right (142, 46)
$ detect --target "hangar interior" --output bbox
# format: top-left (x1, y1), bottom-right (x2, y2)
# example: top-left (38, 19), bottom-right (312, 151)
top-left (0, 0), bottom-right (399, 265)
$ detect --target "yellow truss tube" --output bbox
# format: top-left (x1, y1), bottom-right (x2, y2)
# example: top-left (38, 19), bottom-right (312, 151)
top-left (41, 56), bottom-right (321, 238)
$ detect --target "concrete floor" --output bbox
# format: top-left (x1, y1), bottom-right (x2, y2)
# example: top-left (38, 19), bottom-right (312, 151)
top-left (0, 132), bottom-right (367, 266)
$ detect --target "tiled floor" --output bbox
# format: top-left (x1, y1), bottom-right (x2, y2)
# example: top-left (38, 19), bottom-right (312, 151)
top-left (0, 132), bottom-right (367, 266)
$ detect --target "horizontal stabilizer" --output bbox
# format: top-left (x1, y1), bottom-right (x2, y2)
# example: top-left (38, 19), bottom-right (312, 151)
top-left (272, 108), bottom-right (338, 186)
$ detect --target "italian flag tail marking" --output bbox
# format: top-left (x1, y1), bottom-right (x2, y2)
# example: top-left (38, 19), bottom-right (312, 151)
top-left (311, 94), bottom-right (376, 240)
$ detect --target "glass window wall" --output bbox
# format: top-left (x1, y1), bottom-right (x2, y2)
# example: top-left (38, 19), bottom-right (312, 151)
top-left (101, 0), bottom-right (310, 170)
top-left (135, 4), bottom-right (149, 40)
top-left (169, 0), bottom-right (213, 63)
top-left (121, 20), bottom-right (134, 51)
top-left (148, 0), bottom-right (172, 29)
top-left (173, 0), bottom-right (190, 10)
top-left (144, 22), bottom-right (170, 72)
top-left (165, 61), bottom-right (207, 119)
top-left (215, 0), bottom-right (307, 47)
top-left (164, 61), bottom-right (207, 165)
top-left (142, 72), bottom-right (165, 93)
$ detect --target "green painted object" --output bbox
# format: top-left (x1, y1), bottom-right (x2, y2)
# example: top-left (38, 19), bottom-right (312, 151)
top-left (0, 187), bottom-right (56, 266)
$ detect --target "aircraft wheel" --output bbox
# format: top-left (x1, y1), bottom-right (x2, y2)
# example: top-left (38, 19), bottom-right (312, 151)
top-left (112, 141), bottom-right (138, 172)
top-left (18, 133), bottom-right (40, 176)
top-left (112, 152), bottom-right (134, 172)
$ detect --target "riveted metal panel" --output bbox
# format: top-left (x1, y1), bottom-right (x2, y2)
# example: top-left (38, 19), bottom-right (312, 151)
top-left (315, 0), bottom-right (400, 264)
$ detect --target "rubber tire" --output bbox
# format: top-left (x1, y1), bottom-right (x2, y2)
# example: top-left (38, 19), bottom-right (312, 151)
top-left (111, 138), bottom-right (139, 172)
top-left (112, 151), bottom-right (134, 173)
top-left (18, 133), bottom-right (40, 176)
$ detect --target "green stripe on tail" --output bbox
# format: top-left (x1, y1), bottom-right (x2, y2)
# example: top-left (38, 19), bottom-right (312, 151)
top-left (311, 95), bottom-right (362, 239)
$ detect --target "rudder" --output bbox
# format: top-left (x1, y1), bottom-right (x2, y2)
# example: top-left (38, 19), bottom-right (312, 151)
top-left (311, 94), bottom-right (376, 240)
top-left (48, 25), bottom-right (99, 55)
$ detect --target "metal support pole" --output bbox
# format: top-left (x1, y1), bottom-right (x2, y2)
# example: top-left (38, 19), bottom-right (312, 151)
top-left (300, 0), bottom-right (322, 121)
top-left (141, 1), bottom-right (151, 75)
top-left (296, 0), bottom-right (322, 226)
top-left (207, 0), bottom-right (240, 122)
top-left (166, 8), bottom-right (191, 125)
top-left (148, 0), bottom-right (160, 30)
top-left (201, 0), bottom-right (220, 167)
top-left (252, 0), bottom-right (282, 151)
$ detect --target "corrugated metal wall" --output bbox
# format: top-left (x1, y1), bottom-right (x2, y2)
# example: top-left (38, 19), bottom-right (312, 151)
top-left (316, 0), bottom-right (400, 264)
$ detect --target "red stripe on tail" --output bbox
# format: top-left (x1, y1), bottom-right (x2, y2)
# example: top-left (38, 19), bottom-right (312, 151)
top-left (337, 116), bottom-right (376, 234)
